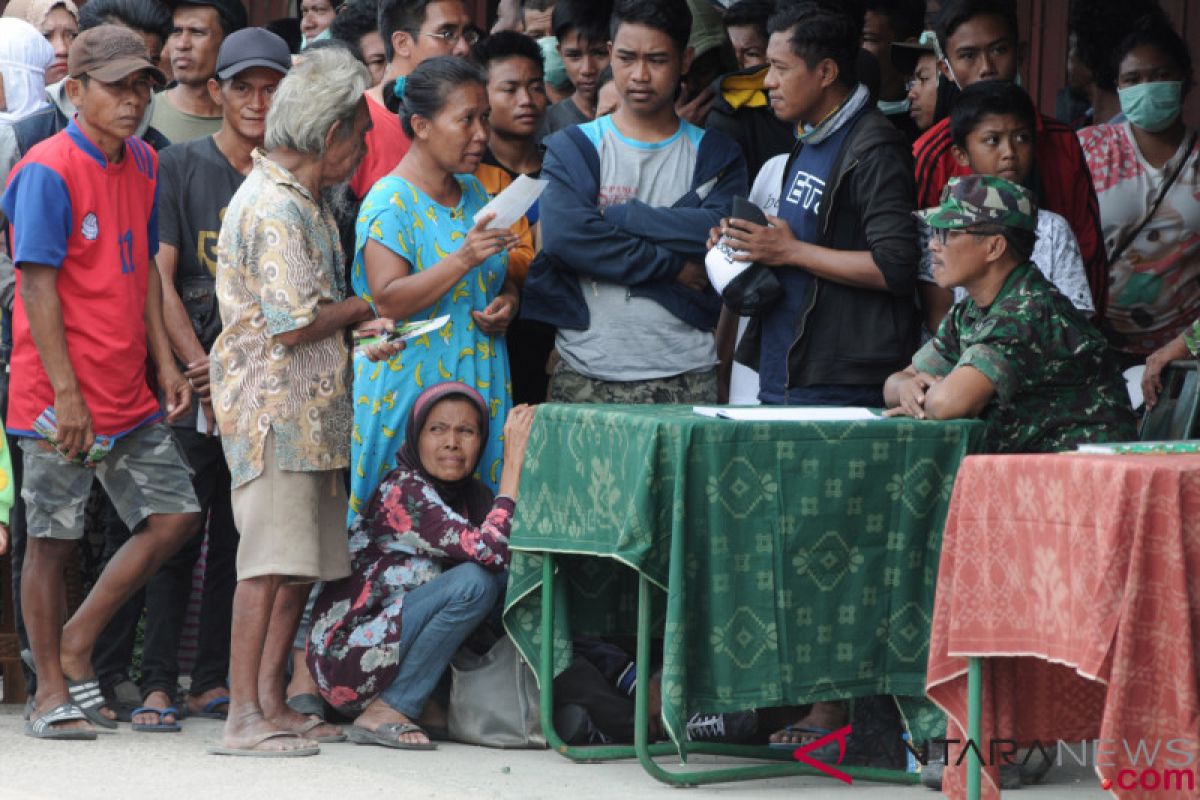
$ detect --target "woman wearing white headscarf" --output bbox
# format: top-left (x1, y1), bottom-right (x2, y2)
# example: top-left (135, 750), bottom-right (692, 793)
top-left (0, 17), bottom-right (55, 124)
top-left (3, 0), bottom-right (79, 85)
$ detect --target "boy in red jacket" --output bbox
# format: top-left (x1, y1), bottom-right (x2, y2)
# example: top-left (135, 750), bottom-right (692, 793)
top-left (912, 0), bottom-right (1108, 317)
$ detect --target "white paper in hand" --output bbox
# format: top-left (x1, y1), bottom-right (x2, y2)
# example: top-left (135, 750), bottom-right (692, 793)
top-left (473, 174), bottom-right (548, 230)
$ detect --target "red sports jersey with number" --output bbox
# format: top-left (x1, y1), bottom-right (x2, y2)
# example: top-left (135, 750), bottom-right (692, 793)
top-left (1, 118), bottom-right (162, 437)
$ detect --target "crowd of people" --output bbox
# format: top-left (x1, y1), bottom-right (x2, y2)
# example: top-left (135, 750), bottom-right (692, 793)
top-left (0, 0), bottom-right (1195, 771)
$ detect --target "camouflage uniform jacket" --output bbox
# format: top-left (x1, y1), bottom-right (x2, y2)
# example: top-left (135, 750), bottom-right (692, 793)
top-left (912, 262), bottom-right (1136, 453)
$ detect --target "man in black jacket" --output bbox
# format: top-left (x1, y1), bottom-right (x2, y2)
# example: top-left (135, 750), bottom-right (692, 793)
top-left (718, 0), bottom-right (919, 410)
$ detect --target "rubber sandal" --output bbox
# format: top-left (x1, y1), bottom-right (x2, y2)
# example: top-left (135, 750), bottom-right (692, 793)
top-left (347, 722), bottom-right (438, 751)
top-left (207, 730), bottom-right (320, 758)
top-left (188, 696), bottom-right (230, 720)
top-left (130, 706), bottom-right (182, 733)
top-left (285, 692), bottom-right (325, 718)
top-left (25, 702), bottom-right (97, 741)
top-left (66, 677), bottom-right (119, 730)
top-left (296, 716), bottom-right (346, 744)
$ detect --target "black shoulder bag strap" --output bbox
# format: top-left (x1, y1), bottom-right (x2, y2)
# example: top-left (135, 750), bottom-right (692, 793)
top-left (1108, 131), bottom-right (1197, 266)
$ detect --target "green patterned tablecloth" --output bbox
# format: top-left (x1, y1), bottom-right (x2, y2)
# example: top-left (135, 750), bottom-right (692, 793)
top-left (502, 404), bottom-right (984, 746)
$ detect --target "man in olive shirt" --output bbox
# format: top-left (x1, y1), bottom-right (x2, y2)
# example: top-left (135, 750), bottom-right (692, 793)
top-left (884, 175), bottom-right (1136, 452)
top-left (150, 0), bottom-right (246, 143)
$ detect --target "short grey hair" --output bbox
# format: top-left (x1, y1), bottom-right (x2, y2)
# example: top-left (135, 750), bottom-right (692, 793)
top-left (265, 47), bottom-right (370, 155)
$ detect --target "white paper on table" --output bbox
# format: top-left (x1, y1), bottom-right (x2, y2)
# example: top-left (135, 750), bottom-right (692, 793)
top-left (693, 406), bottom-right (881, 422)
top-left (473, 174), bottom-right (548, 230)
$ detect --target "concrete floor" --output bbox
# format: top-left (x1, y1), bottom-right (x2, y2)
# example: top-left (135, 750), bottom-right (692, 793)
top-left (0, 705), bottom-right (1111, 800)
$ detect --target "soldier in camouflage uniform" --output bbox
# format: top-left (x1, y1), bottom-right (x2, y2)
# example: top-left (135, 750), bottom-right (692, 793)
top-left (883, 175), bottom-right (1136, 452)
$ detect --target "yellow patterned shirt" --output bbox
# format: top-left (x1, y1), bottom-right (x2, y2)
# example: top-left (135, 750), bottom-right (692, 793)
top-left (210, 150), bottom-right (352, 488)
top-left (0, 424), bottom-right (12, 525)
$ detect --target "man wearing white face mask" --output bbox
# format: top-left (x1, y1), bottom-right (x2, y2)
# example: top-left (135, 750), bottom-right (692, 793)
top-left (1080, 12), bottom-right (1199, 371)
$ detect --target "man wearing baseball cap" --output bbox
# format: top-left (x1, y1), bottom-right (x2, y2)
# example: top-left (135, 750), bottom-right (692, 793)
top-left (152, 0), bottom-right (248, 143)
top-left (883, 174), bottom-right (1135, 452)
top-left (131, 27), bottom-right (293, 734)
top-left (1, 25), bottom-right (202, 740)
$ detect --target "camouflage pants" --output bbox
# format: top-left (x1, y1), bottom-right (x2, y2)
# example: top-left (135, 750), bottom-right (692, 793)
top-left (548, 361), bottom-right (718, 404)
top-left (20, 422), bottom-right (200, 540)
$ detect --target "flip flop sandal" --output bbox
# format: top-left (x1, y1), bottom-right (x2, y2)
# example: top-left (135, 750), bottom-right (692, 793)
top-left (66, 678), bottom-right (119, 731)
top-left (188, 696), bottom-right (230, 720)
top-left (768, 724), bottom-right (832, 751)
top-left (208, 730), bottom-right (320, 758)
top-left (130, 706), bottom-right (182, 733)
top-left (347, 722), bottom-right (438, 751)
top-left (285, 692), bottom-right (325, 718)
top-left (25, 702), bottom-right (98, 741)
top-left (296, 716), bottom-right (347, 744)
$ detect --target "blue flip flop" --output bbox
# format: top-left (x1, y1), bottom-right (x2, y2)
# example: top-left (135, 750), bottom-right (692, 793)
top-left (131, 706), bottom-right (182, 733)
top-left (768, 724), bottom-right (832, 750)
top-left (188, 696), bottom-right (229, 720)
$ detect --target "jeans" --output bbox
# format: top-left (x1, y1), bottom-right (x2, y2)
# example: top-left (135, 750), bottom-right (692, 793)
top-left (139, 428), bottom-right (238, 697)
top-left (378, 562), bottom-right (503, 718)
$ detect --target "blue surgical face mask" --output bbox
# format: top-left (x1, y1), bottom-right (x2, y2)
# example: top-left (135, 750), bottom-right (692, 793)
top-left (878, 97), bottom-right (911, 116)
top-left (301, 27), bottom-right (332, 50)
top-left (1118, 80), bottom-right (1183, 133)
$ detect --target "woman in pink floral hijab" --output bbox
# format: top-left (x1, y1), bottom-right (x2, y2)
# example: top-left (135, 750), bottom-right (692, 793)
top-left (307, 383), bottom-right (534, 750)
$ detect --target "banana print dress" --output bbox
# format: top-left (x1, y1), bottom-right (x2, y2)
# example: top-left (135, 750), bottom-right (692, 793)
top-left (348, 174), bottom-right (511, 520)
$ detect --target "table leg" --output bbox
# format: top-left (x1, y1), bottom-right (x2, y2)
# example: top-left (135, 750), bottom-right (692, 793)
top-left (967, 657), bottom-right (982, 800)
top-left (631, 574), bottom-right (919, 787)
top-left (538, 554), bottom-right (675, 762)
top-left (535, 558), bottom-right (917, 786)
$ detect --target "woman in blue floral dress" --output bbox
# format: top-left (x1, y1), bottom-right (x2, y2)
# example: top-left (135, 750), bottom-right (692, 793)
top-left (349, 57), bottom-right (528, 519)
top-left (307, 382), bottom-right (535, 749)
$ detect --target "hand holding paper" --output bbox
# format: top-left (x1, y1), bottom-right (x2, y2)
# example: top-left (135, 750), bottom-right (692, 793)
top-left (472, 174), bottom-right (548, 230)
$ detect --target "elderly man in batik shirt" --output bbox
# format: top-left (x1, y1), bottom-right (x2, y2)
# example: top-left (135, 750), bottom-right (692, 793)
top-left (209, 47), bottom-right (401, 758)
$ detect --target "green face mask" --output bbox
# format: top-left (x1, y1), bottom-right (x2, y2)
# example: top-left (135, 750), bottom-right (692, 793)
top-left (301, 27), bottom-right (332, 51)
top-left (1118, 80), bottom-right (1183, 133)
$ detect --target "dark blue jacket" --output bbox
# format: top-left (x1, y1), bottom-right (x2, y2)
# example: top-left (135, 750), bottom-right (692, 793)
top-left (521, 122), bottom-right (747, 332)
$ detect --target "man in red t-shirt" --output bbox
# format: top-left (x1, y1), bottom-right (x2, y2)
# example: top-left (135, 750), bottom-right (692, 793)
top-left (913, 0), bottom-right (1108, 318)
top-left (1, 27), bottom-right (201, 741)
top-left (348, 0), bottom-right (475, 200)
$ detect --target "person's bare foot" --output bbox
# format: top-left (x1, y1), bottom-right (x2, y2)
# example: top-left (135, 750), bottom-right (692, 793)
top-left (133, 690), bottom-right (178, 728)
top-left (354, 698), bottom-right (431, 747)
top-left (769, 701), bottom-right (848, 745)
top-left (29, 689), bottom-right (94, 734)
top-left (264, 705), bottom-right (342, 741)
top-left (221, 708), bottom-right (316, 754)
top-left (186, 686), bottom-right (230, 716)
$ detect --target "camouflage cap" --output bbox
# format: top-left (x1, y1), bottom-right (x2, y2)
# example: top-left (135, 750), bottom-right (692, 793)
top-left (914, 175), bottom-right (1038, 232)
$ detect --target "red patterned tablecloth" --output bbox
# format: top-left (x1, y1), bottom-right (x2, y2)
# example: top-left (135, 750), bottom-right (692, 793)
top-left (927, 453), bottom-right (1200, 799)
